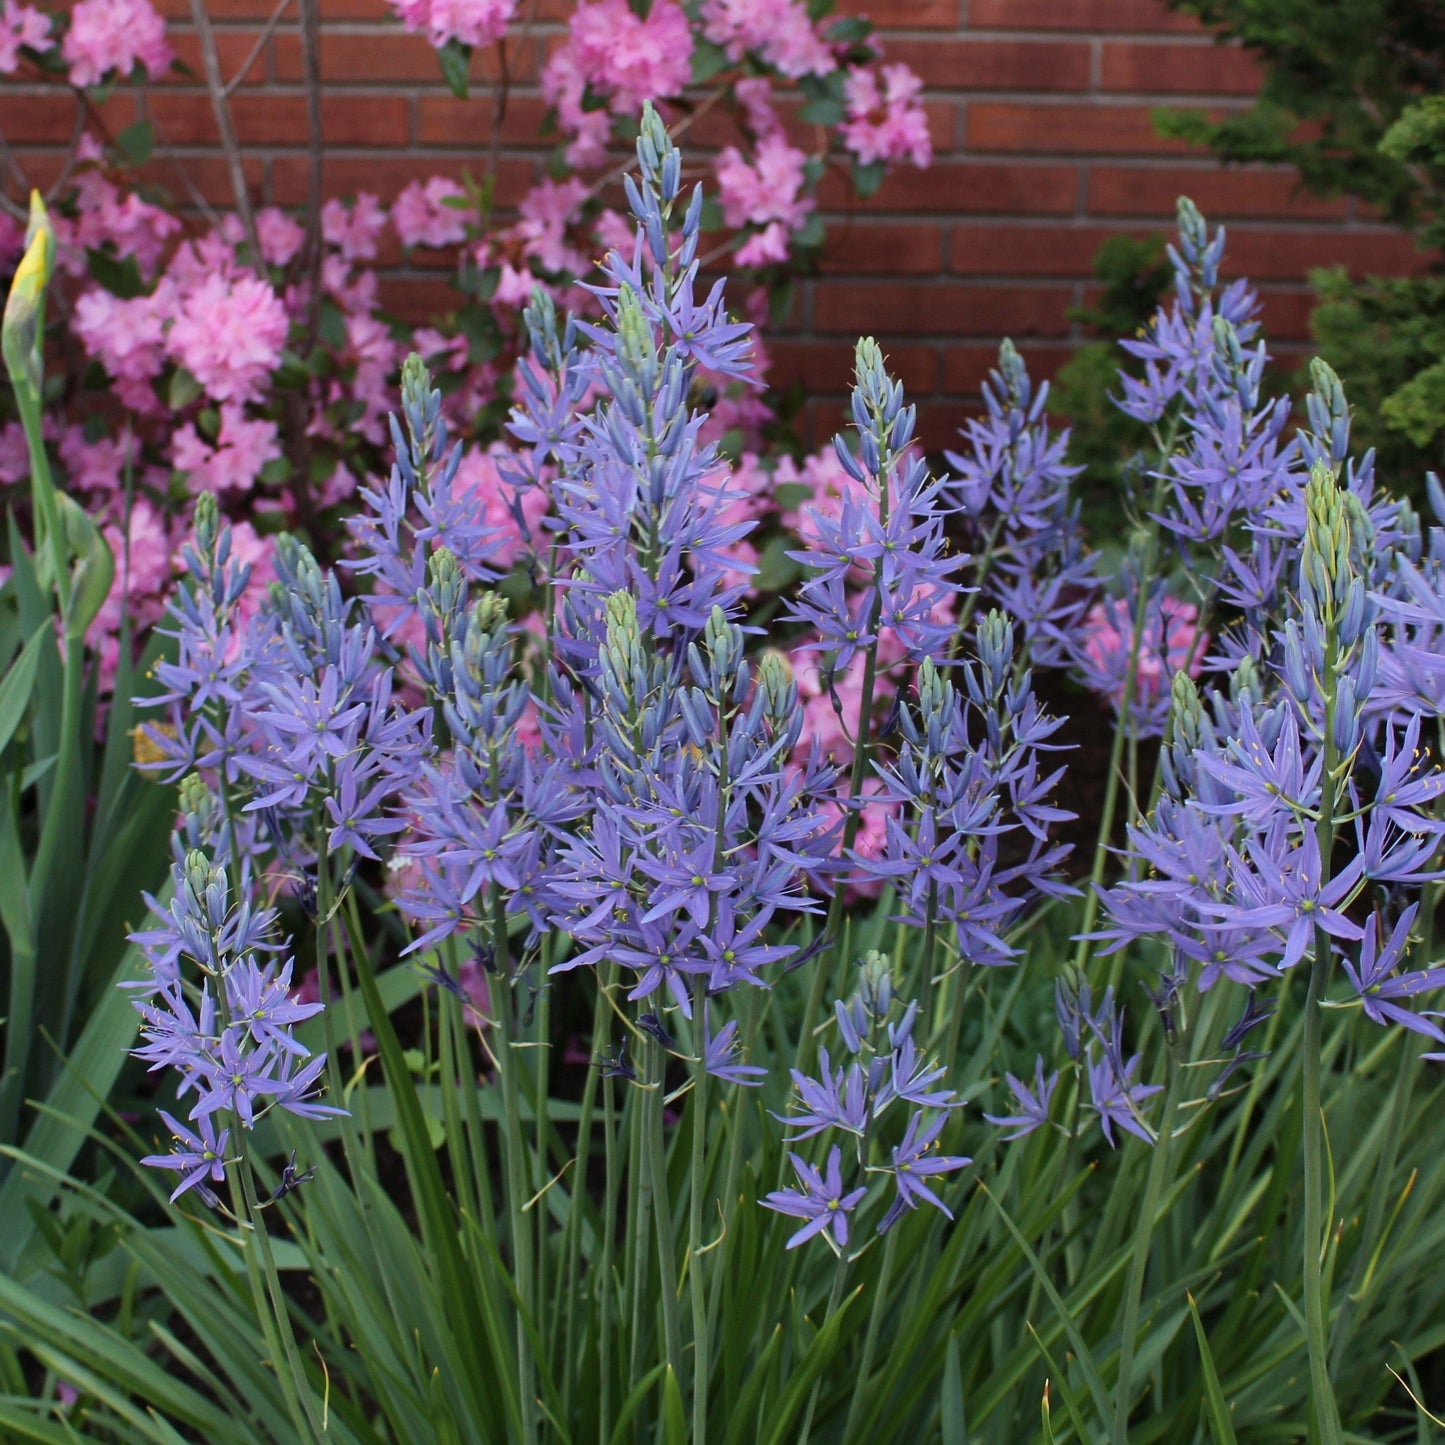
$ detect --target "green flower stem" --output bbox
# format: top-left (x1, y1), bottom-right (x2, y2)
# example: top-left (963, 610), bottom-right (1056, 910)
top-left (599, 1052), bottom-right (619, 1445)
top-left (842, 1225), bottom-right (900, 1440)
top-left (496, 985), bottom-right (538, 1444)
top-left (1302, 620), bottom-right (1344, 1445)
top-left (918, 884), bottom-right (939, 1034)
top-left (646, 1038), bottom-right (684, 1386)
top-left (797, 1251), bottom-right (851, 1445)
top-left (798, 375), bottom-right (894, 1075)
top-left (560, 969), bottom-right (613, 1426)
top-left (689, 981), bottom-right (710, 1445)
top-left (625, 1073), bottom-right (649, 1391)
top-left (1110, 1058), bottom-right (1183, 1445)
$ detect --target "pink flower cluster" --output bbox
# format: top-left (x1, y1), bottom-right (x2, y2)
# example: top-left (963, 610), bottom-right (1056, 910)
top-left (11, 0), bottom-right (932, 712)
top-left (841, 63), bottom-right (933, 169)
top-left (543, 0), bottom-right (694, 165)
top-left (700, 0), bottom-right (835, 78)
top-left (0, 0), bottom-right (50, 74)
top-left (1079, 595), bottom-right (1208, 712)
top-left (389, 0), bottom-right (517, 49)
top-left (392, 177), bottom-right (470, 250)
top-left (717, 135), bottom-right (814, 267)
top-left (60, 0), bottom-right (171, 88)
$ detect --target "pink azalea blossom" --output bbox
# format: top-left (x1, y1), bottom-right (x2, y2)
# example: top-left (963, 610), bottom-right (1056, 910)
top-left (392, 177), bottom-right (469, 249)
top-left (453, 444), bottom-right (551, 567)
top-left (840, 63), bottom-right (932, 169)
top-left (734, 76), bottom-right (781, 139)
top-left (172, 404), bottom-right (281, 496)
top-left (389, 0), bottom-right (517, 49)
top-left (57, 426), bottom-right (145, 500)
top-left (700, 0), bottom-right (833, 78)
top-left (735, 221), bottom-right (789, 268)
top-left (0, 0), bottom-right (51, 73)
top-left (716, 135), bottom-right (812, 232)
top-left (561, 0), bottom-right (693, 117)
top-left (72, 288), bottom-right (167, 395)
top-left (61, 0), bottom-right (171, 87)
top-left (69, 168), bottom-right (180, 280)
top-left (166, 272), bottom-right (290, 405)
top-left (322, 193), bottom-right (387, 263)
top-left (1079, 595), bottom-right (1207, 711)
top-left (255, 208), bottom-right (306, 268)
top-left (0, 421), bottom-right (28, 484)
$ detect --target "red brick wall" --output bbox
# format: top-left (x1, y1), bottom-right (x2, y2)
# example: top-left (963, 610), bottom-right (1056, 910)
top-left (1, 0), bottom-right (1420, 447)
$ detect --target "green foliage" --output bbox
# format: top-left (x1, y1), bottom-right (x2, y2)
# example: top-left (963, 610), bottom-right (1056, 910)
top-left (1155, 0), bottom-right (1444, 225)
top-left (1158, 0), bottom-right (1445, 486)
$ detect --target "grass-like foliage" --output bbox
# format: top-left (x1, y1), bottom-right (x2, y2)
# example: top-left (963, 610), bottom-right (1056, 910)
top-left (2, 109), bottom-right (1445, 1444)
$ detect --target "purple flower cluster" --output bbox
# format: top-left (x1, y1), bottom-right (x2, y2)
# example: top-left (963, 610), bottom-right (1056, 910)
top-left (785, 337), bottom-right (965, 671)
top-left (943, 340), bottom-right (1094, 668)
top-left (130, 840), bottom-right (343, 1205)
top-left (763, 954), bottom-right (970, 1248)
top-left (856, 622), bottom-right (1074, 966)
top-left (126, 104), bottom-right (1083, 1217)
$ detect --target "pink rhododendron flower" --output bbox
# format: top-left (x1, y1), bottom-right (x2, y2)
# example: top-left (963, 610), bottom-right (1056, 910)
top-left (541, 47), bottom-right (613, 168)
top-left (72, 288), bottom-right (168, 404)
top-left (322, 193), bottom-right (387, 263)
top-left (560, 0), bottom-right (692, 117)
top-left (515, 177), bottom-right (588, 274)
top-left (57, 426), bottom-right (146, 501)
top-left (87, 494), bottom-right (174, 694)
top-left (791, 646), bottom-right (897, 765)
top-left (172, 404), bottom-right (281, 496)
top-left (716, 135), bottom-right (812, 231)
top-left (392, 177), bottom-right (469, 249)
top-left (68, 167), bottom-right (181, 280)
top-left (0, 0), bottom-right (50, 73)
top-left (453, 444), bottom-right (551, 567)
top-left (166, 273), bottom-right (290, 405)
top-left (735, 221), bottom-right (789, 268)
top-left (1079, 595), bottom-right (1207, 712)
top-left (734, 77), bottom-right (782, 139)
top-left (841, 63), bottom-right (932, 169)
top-left (255, 208), bottom-right (306, 268)
top-left (700, 0), bottom-right (833, 78)
top-left (61, 0), bottom-right (171, 87)
top-left (389, 0), bottom-right (517, 48)
top-left (0, 421), bottom-right (27, 484)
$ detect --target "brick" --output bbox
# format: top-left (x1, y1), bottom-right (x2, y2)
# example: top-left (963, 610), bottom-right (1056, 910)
top-left (270, 154), bottom-right (536, 205)
top-left (884, 38), bottom-right (1090, 92)
top-left (809, 281), bottom-right (1075, 338)
top-left (817, 160), bottom-right (1079, 215)
top-left (686, 98), bottom-right (956, 157)
top-left (1221, 228), bottom-right (1423, 281)
top-left (159, 31), bottom-right (266, 85)
top-left (817, 222), bottom-right (945, 275)
top-left (969, 0), bottom-right (1201, 32)
top-left (416, 94), bottom-right (552, 146)
top-left (1098, 40), bottom-right (1261, 95)
top-left (143, 93), bottom-right (410, 147)
top-left (1087, 165), bottom-right (1349, 220)
top-left (768, 339), bottom-right (938, 396)
top-left (967, 102), bottom-right (1222, 155)
top-left (836, 0), bottom-right (960, 27)
top-left (135, 155), bottom-right (266, 208)
top-left (0, 93), bottom-right (83, 144)
top-left (951, 222), bottom-right (1140, 276)
top-left (376, 275), bottom-right (465, 320)
top-left (274, 30), bottom-right (533, 84)
top-left (1253, 288), bottom-right (1316, 340)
